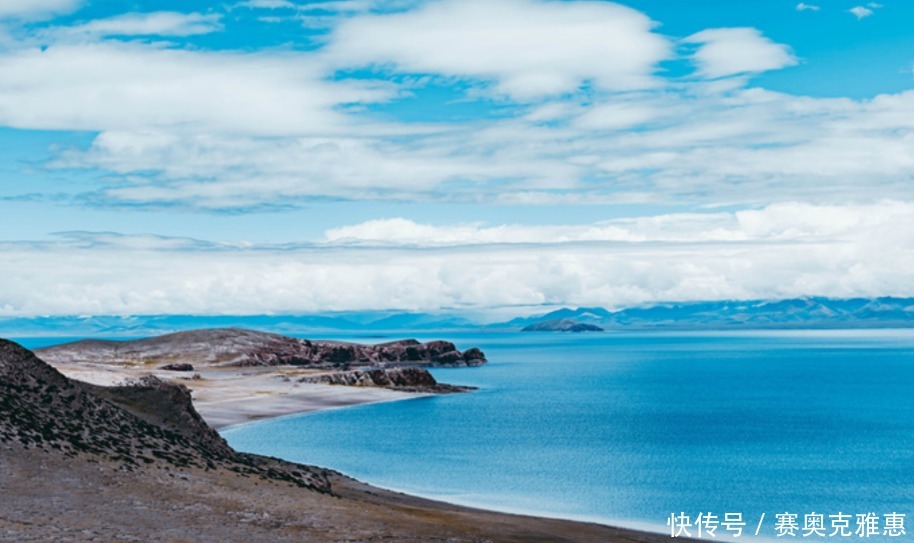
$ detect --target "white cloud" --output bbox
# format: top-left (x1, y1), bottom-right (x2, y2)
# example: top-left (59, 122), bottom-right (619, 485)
top-left (325, 0), bottom-right (670, 99)
top-left (296, 1), bottom-right (423, 13)
top-left (323, 202), bottom-right (914, 247)
top-left (684, 28), bottom-right (797, 78)
top-left (59, 130), bottom-right (579, 208)
top-left (234, 0), bottom-right (427, 28)
top-left (796, 3), bottom-right (820, 11)
top-left (45, 12), bottom-right (224, 40)
top-left (0, 42), bottom-right (393, 135)
top-left (3, 202), bottom-right (914, 316)
top-left (323, 216), bottom-right (724, 246)
top-left (46, 86), bottom-right (914, 209)
top-left (0, 0), bottom-right (81, 20)
top-left (236, 0), bottom-right (296, 8)
top-left (849, 6), bottom-right (874, 19)
top-left (0, 3), bottom-right (911, 212)
top-left (1, 2), bottom-right (913, 317)
top-left (571, 102), bottom-right (658, 131)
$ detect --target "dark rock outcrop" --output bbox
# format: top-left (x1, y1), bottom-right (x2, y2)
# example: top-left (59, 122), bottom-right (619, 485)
top-left (0, 339), bottom-right (329, 492)
top-left (36, 328), bottom-right (487, 370)
top-left (522, 319), bottom-right (605, 332)
top-left (160, 363), bottom-right (194, 371)
top-left (298, 367), bottom-right (476, 393)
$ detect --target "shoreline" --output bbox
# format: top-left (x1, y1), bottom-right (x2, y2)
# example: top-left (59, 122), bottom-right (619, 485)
top-left (213, 387), bottom-right (434, 431)
top-left (43, 356), bottom-right (669, 539)
top-left (189, 375), bottom-right (688, 542)
top-left (33, 340), bottom-right (676, 541)
top-left (319, 473), bottom-right (676, 539)
top-left (215, 387), bottom-right (676, 540)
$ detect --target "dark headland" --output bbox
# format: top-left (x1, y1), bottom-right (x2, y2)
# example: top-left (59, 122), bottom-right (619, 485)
top-left (0, 337), bottom-right (683, 542)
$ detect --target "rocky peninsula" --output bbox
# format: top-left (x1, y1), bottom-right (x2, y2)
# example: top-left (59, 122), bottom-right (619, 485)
top-left (0, 337), bottom-right (677, 542)
top-left (34, 328), bottom-right (485, 428)
top-left (36, 327), bottom-right (487, 369)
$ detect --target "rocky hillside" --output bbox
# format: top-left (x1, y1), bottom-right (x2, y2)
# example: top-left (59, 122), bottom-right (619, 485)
top-left (0, 339), bottom-right (328, 491)
top-left (36, 327), bottom-right (487, 369)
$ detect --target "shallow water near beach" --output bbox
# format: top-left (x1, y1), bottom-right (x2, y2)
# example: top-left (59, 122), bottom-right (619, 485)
top-left (219, 330), bottom-right (914, 533)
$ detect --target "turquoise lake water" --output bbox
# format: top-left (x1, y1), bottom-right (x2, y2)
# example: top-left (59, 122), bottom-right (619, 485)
top-left (22, 331), bottom-right (914, 534)
top-left (221, 330), bottom-right (914, 533)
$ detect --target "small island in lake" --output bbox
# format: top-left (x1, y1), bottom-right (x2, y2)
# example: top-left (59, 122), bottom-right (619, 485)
top-left (522, 318), bottom-right (605, 332)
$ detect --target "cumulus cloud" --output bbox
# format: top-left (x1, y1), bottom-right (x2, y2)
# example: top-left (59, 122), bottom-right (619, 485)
top-left (0, 42), bottom-right (393, 135)
top-left (55, 131), bottom-right (578, 208)
top-left (2, 202), bottom-right (914, 316)
top-left (323, 216), bottom-right (729, 246)
top-left (0, 3), bottom-right (909, 211)
top-left (849, 6), bottom-right (874, 19)
top-left (325, 0), bottom-right (670, 99)
top-left (324, 202), bottom-right (914, 247)
top-left (796, 3), bottom-right (821, 12)
top-left (570, 102), bottom-right (658, 131)
top-left (44, 12), bottom-right (224, 40)
top-left (849, 4), bottom-right (881, 19)
top-left (2, 1), bottom-right (913, 318)
top-left (44, 85), bottom-right (914, 209)
top-left (0, 2), bottom-right (911, 216)
top-left (684, 28), bottom-right (797, 78)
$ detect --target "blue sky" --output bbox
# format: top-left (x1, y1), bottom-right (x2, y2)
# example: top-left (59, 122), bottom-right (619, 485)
top-left (1, 0), bottom-right (913, 317)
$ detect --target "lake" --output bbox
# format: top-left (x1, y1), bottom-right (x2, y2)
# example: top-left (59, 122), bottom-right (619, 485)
top-left (61, 329), bottom-right (914, 535)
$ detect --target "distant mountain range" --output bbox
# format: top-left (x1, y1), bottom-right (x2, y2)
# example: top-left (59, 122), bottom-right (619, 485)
top-left (2, 297), bottom-right (913, 337)
top-left (0, 313), bottom-right (474, 338)
top-left (500, 297), bottom-right (914, 331)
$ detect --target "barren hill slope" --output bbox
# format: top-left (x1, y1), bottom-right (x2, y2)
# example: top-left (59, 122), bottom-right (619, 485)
top-left (0, 339), bottom-right (327, 489)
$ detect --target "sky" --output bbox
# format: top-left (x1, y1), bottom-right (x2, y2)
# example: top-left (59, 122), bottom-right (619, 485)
top-left (1, 0), bottom-right (914, 317)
